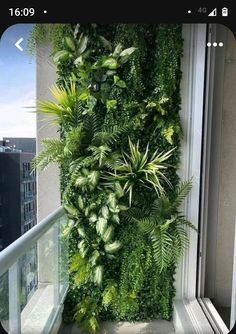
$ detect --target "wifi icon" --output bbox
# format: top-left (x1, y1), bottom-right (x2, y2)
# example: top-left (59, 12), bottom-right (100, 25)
top-left (208, 8), bottom-right (217, 16)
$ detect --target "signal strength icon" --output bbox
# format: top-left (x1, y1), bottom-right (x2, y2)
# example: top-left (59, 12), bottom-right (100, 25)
top-left (208, 8), bottom-right (217, 16)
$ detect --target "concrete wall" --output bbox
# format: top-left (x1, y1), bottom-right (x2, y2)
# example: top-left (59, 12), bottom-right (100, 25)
top-left (36, 42), bottom-right (60, 222)
top-left (214, 28), bottom-right (236, 306)
top-left (36, 42), bottom-right (61, 284)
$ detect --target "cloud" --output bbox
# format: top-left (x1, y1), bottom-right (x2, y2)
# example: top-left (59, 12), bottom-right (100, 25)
top-left (0, 89), bottom-right (36, 138)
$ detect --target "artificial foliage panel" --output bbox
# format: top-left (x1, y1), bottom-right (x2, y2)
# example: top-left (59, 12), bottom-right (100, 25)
top-left (32, 23), bottom-right (195, 333)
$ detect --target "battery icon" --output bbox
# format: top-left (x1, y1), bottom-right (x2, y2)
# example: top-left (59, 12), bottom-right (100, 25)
top-left (222, 7), bottom-right (228, 16)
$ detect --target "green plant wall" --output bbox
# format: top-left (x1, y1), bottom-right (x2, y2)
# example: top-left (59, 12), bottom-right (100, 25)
top-left (31, 23), bottom-right (195, 334)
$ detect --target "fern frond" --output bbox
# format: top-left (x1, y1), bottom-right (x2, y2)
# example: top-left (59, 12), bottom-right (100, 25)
top-left (93, 124), bottom-right (130, 146)
top-left (121, 207), bottom-right (145, 224)
top-left (32, 138), bottom-right (64, 171)
top-left (173, 180), bottom-right (192, 209)
top-left (178, 217), bottom-right (198, 232)
top-left (151, 195), bottom-right (172, 219)
top-left (151, 227), bottom-right (173, 272)
top-left (88, 145), bottom-right (111, 166)
top-left (138, 217), bottom-right (157, 234)
top-left (70, 99), bottom-right (85, 126)
top-left (65, 126), bottom-right (83, 155)
top-left (171, 223), bottom-right (189, 263)
top-left (91, 111), bottom-right (103, 134)
top-left (104, 152), bottom-right (120, 170)
top-left (83, 112), bottom-right (102, 140)
top-left (69, 156), bottom-right (95, 173)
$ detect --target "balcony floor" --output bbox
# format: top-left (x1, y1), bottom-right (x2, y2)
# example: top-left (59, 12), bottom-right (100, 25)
top-left (58, 320), bottom-right (175, 334)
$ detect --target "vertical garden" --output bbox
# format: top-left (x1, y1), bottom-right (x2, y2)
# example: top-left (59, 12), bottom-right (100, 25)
top-left (32, 24), bottom-right (195, 333)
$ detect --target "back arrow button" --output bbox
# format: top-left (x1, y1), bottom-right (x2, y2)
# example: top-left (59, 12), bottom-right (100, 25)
top-left (15, 38), bottom-right (24, 52)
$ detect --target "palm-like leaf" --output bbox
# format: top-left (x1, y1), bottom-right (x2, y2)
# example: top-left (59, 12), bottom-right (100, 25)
top-left (37, 100), bottom-right (66, 118)
top-left (37, 82), bottom-right (77, 125)
top-left (50, 82), bottom-right (76, 109)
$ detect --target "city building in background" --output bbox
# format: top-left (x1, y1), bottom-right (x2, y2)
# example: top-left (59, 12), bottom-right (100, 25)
top-left (0, 137), bottom-right (36, 153)
top-left (0, 151), bottom-right (36, 248)
top-left (0, 139), bottom-right (37, 306)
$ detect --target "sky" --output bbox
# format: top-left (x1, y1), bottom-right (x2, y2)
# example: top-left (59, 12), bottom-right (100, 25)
top-left (0, 24), bottom-right (36, 139)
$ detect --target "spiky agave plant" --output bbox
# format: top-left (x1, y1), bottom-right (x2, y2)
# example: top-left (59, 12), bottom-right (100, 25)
top-left (104, 138), bottom-right (174, 205)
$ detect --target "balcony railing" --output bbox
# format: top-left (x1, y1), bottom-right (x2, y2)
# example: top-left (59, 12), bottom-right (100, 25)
top-left (0, 207), bottom-right (69, 334)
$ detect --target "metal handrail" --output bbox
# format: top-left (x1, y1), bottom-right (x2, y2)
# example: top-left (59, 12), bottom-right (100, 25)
top-left (0, 206), bottom-right (65, 276)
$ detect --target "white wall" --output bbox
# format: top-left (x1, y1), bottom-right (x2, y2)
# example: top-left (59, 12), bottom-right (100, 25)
top-left (36, 41), bottom-right (61, 284)
top-left (36, 41), bottom-right (61, 222)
